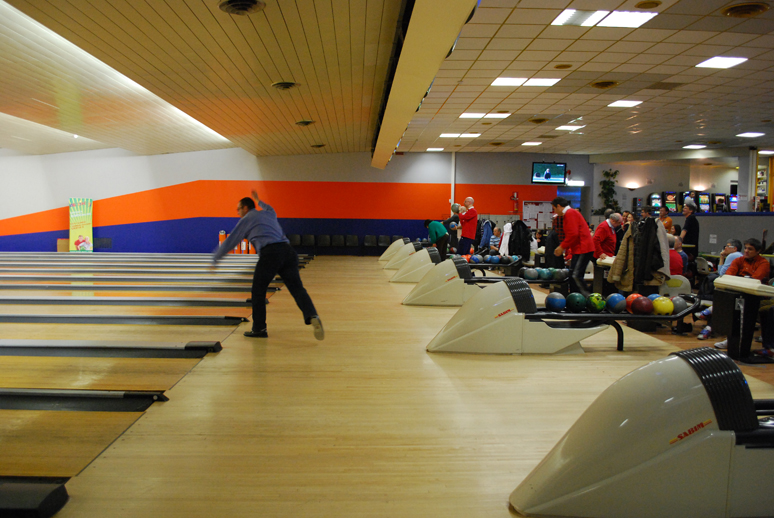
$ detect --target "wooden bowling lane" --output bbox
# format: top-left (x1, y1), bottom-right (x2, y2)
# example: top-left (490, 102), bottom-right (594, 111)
top-left (0, 409), bottom-right (143, 477)
top-left (0, 323), bottom-right (237, 343)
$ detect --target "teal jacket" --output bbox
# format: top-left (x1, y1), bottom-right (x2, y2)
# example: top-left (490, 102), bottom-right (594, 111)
top-left (427, 220), bottom-right (448, 244)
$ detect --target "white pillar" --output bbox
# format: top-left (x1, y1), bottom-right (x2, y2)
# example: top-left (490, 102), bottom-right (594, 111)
top-left (450, 151), bottom-right (456, 206)
top-left (737, 148), bottom-right (758, 212)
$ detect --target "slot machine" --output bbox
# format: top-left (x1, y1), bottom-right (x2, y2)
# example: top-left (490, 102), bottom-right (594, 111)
top-left (647, 192), bottom-right (661, 209)
top-left (698, 192), bottom-right (711, 212)
top-left (631, 197), bottom-right (643, 214)
top-left (663, 191), bottom-right (677, 211)
top-left (728, 194), bottom-right (738, 211)
top-left (678, 191), bottom-right (692, 209)
top-left (712, 193), bottom-right (727, 212)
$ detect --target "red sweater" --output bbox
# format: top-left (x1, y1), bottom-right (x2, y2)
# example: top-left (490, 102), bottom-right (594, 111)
top-left (726, 254), bottom-right (770, 282)
top-left (559, 207), bottom-right (594, 255)
top-left (669, 250), bottom-right (683, 276)
top-left (592, 220), bottom-right (616, 259)
top-left (459, 207), bottom-right (478, 239)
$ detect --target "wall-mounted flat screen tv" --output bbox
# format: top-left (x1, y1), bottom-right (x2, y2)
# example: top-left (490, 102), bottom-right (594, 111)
top-left (532, 162), bottom-right (567, 185)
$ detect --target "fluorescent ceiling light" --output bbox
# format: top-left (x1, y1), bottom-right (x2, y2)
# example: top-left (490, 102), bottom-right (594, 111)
top-left (696, 57), bottom-right (747, 69)
top-left (683, 145), bottom-right (706, 149)
top-left (759, 150), bottom-right (774, 155)
top-left (524, 78), bottom-right (561, 87)
top-left (427, 148), bottom-right (444, 152)
top-left (491, 77), bottom-right (527, 86)
top-left (596, 11), bottom-right (658, 28)
top-left (550, 9), bottom-right (609, 26)
top-left (484, 113), bottom-right (510, 118)
top-left (556, 125), bottom-right (585, 131)
top-left (608, 100), bottom-right (642, 108)
top-left (460, 113), bottom-right (485, 118)
top-left (522, 142), bottom-right (542, 146)
top-left (440, 133), bottom-right (460, 138)
top-left (460, 133), bottom-right (481, 138)
top-left (737, 132), bottom-right (765, 138)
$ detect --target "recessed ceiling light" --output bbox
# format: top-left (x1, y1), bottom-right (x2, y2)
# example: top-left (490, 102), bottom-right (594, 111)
top-left (759, 150), bottom-right (774, 155)
top-left (427, 148), bottom-right (444, 152)
top-left (608, 100), bottom-right (642, 108)
top-left (737, 132), bottom-right (765, 138)
top-left (551, 9), bottom-right (610, 26)
top-left (440, 133), bottom-right (460, 138)
top-left (491, 77), bottom-right (527, 86)
top-left (556, 125), bottom-right (585, 131)
top-left (581, 10), bottom-right (611, 26)
top-left (522, 142), bottom-right (542, 146)
top-left (596, 11), bottom-right (658, 28)
top-left (524, 78), bottom-right (561, 87)
top-left (696, 57), bottom-right (747, 69)
top-left (460, 133), bottom-right (481, 138)
top-left (683, 145), bottom-right (706, 149)
top-left (484, 113), bottom-right (510, 118)
top-left (460, 113), bottom-right (485, 118)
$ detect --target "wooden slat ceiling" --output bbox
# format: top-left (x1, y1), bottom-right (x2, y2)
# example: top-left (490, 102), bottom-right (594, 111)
top-left (4, 0), bottom-right (401, 156)
top-left (2, 0), bottom-right (774, 158)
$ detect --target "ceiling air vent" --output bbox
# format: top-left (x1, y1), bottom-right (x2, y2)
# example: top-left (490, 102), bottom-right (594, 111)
top-left (311, 144), bottom-right (326, 148)
top-left (489, 142), bottom-right (504, 146)
top-left (554, 64), bottom-right (572, 70)
top-left (635, 1), bottom-right (662, 8)
top-left (296, 120), bottom-right (314, 126)
top-left (218, 0), bottom-right (266, 15)
top-left (722, 2), bottom-right (770, 17)
top-left (529, 118), bottom-right (549, 124)
top-left (590, 81), bottom-right (619, 89)
top-left (272, 81), bottom-right (297, 90)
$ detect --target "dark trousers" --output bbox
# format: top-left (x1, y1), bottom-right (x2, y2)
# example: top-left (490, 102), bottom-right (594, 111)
top-left (251, 242), bottom-right (317, 332)
top-left (570, 251), bottom-right (594, 296)
top-left (435, 234), bottom-right (449, 261)
top-left (458, 236), bottom-right (474, 255)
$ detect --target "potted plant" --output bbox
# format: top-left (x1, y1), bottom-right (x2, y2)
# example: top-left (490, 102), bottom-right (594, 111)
top-left (594, 168), bottom-right (622, 215)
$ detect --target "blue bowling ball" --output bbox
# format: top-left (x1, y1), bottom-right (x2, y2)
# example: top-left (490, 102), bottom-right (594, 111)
top-left (546, 292), bottom-right (566, 312)
top-left (490, 255), bottom-right (500, 264)
top-left (538, 268), bottom-right (553, 280)
top-left (606, 293), bottom-right (627, 313)
top-left (511, 255), bottom-right (519, 263)
top-left (483, 255), bottom-right (491, 263)
top-left (647, 293), bottom-right (661, 302)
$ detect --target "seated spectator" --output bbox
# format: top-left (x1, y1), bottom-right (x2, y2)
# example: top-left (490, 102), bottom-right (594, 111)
top-left (670, 224), bottom-right (681, 237)
top-left (667, 235), bottom-right (683, 276)
top-left (489, 227), bottom-right (502, 252)
top-left (718, 239), bottom-right (744, 276)
top-left (673, 236), bottom-right (689, 276)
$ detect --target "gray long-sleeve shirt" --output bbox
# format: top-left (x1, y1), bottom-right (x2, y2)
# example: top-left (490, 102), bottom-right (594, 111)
top-left (212, 200), bottom-right (289, 263)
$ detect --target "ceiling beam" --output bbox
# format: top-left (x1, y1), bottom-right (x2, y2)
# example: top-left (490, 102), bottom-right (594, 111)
top-left (370, 0), bottom-right (477, 169)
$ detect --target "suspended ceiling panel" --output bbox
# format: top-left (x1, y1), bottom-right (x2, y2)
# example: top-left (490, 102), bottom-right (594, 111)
top-left (6, 0), bottom-right (402, 156)
top-left (398, 0), bottom-right (774, 155)
top-left (0, 1), bottom-right (234, 155)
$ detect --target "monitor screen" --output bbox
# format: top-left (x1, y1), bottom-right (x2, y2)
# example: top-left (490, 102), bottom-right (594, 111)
top-left (699, 193), bottom-right (710, 211)
top-left (729, 195), bottom-right (738, 210)
top-left (532, 162), bottom-right (567, 185)
top-left (664, 192), bottom-right (677, 210)
top-left (648, 193), bottom-right (661, 208)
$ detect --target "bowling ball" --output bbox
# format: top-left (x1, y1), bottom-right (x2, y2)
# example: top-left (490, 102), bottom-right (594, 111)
top-left (561, 269), bottom-right (571, 279)
top-left (546, 292), bottom-right (567, 312)
top-left (552, 268), bottom-right (565, 281)
top-left (586, 293), bottom-right (606, 313)
top-left (517, 267), bottom-right (526, 278)
top-left (566, 292), bottom-right (587, 313)
top-left (647, 293), bottom-right (661, 302)
top-left (490, 255), bottom-right (500, 264)
top-left (606, 293), bottom-right (626, 313)
top-left (483, 255), bottom-right (491, 263)
top-left (631, 296), bottom-right (654, 315)
top-left (524, 268), bottom-right (539, 280)
top-left (462, 255), bottom-right (471, 262)
top-left (652, 296), bottom-right (674, 315)
top-left (470, 254), bottom-right (481, 264)
top-left (449, 247), bottom-right (456, 253)
top-left (538, 268), bottom-right (553, 280)
top-left (511, 255), bottom-right (519, 263)
top-left (626, 293), bottom-right (644, 313)
top-left (671, 296), bottom-right (688, 315)
top-left (451, 203), bottom-right (460, 214)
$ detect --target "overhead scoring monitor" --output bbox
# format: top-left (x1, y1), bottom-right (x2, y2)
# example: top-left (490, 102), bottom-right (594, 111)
top-left (531, 162), bottom-right (567, 185)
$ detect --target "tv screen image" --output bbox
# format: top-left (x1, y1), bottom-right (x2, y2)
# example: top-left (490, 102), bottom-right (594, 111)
top-left (532, 163), bottom-right (567, 184)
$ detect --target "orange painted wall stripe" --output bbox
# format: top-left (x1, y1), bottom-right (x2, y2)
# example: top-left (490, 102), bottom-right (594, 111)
top-left (0, 207), bottom-right (69, 237)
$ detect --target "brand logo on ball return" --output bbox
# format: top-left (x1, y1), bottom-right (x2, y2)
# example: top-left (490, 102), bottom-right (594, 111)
top-left (495, 309), bottom-right (512, 319)
top-left (669, 419), bottom-right (713, 445)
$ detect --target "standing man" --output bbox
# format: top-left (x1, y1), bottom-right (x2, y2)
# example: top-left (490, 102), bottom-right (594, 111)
top-left (552, 197), bottom-right (595, 296)
top-left (658, 206), bottom-right (673, 234)
top-left (680, 201), bottom-right (700, 260)
top-left (457, 197), bottom-right (478, 255)
top-left (424, 219), bottom-right (449, 261)
top-left (212, 190), bottom-right (323, 340)
top-left (593, 212), bottom-right (621, 260)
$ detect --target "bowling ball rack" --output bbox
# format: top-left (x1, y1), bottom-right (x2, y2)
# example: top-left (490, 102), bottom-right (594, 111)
top-left (524, 294), bottom-right (700, 351)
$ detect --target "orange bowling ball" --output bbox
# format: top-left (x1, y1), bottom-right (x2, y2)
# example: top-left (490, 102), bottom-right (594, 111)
top-left (626, 293), bottom-right (644, 313)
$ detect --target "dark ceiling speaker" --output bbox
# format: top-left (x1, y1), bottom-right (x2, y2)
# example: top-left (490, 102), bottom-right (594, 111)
top-left (295, 120), bottom-right (314, 126)
top-left (311, 144), bottom-right (326, 148)
top-left (218, 0), bottom-right (266, 15)
top-left (489, 142), bottom-right (504, 146)
top-left (635, 1), bottom-right (662, 8)
top-left (271, 81), bottom-right (297, 90)
top-left (554, 64), bottom-right (572, 69)
top-left (722, 2), bottom-right (770, 17)
top-left (591, 80), bottom-right (619, 89)
top-left (529, 118), bottom-right (548, 124)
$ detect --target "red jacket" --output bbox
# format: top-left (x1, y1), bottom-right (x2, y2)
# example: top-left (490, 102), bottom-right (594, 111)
top-left (726, 254), bottom-right (770, 282)
top-left (559, 207), bottom-right (594, 255)
top-left (459, 207), bottom-right (478, 239)
top-left (669, 249), bottom-right (683, 276)
top-left (592, 220), bottom-right (616, 259)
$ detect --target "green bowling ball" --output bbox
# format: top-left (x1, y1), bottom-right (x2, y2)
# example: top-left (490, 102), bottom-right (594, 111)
top-left (586, 293), bottom-right (606, 313)
top-left (566, 292), bottom-right (586, 313)
top-left (552, 268), bottom-right (564, 280)
top-left (538, 268), bottom-right (553, 280)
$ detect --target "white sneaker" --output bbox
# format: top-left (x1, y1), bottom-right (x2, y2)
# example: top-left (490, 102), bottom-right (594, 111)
top-left (714, 339), bottom-right (728, 350)
top-left (311, 316), bottom-right (324, 341)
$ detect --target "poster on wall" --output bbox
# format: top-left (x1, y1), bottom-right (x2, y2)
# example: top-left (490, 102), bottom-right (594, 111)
top-left (69, 198), bottom-right (94, 252)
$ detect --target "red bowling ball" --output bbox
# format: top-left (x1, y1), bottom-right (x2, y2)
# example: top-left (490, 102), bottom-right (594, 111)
top-left (625, 293), bottom-right (643, 313)
top-left (631, 296), bottom-right (654, 315)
